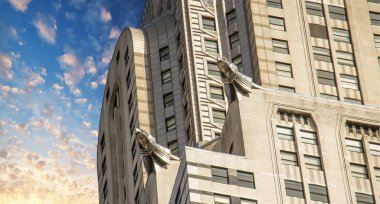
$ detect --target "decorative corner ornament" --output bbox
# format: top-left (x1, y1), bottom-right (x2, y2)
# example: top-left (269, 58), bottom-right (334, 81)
top-left (217, 57), bottom-right (263, 104)
top-left (135, 128), bottom-right (179, 166)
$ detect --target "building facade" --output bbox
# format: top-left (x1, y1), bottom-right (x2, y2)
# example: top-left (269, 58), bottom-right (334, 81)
top-left (97, 0), bottom-right (380, 203)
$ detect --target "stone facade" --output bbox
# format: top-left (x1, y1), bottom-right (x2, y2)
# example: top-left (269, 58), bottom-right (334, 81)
top-left (97, 0), bottom-right (380, 203)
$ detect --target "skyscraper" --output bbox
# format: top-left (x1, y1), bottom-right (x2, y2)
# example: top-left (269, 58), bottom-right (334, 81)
top-left (97, 0), bottom-right (380, 203)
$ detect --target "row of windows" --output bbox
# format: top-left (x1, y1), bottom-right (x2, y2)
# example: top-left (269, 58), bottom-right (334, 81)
top-left (214, 194), bottom-right (257, 204)
top-left (316, 70), bottom-right (359, 90)
top-left (305, 1), bottom-right (347, 21)
top-left (211, 166), bottom-right (255, 188)
top-left (285, 180), bottom-right (329, 202)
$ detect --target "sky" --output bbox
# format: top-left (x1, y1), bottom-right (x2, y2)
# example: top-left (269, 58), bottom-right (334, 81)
top-left (0, 0), bottom-right (144, 203)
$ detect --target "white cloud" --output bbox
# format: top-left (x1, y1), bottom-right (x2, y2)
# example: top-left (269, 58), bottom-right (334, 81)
top-left (100, 7), bottom-right (112, 22)
top-left (41, 104), bottom-right (54, 117)
top-left (8, 0), bottom-right (32, 12)
top-left (100, 71), bottom-right (107, 85)
top-left (33, 15), bottom-right (57, 44)
top-left (74, 98), bottom-right (87, 104)
top-left (82, 121), bottom-right (91, 128)
top-left (0, 85), bottom-right (25, 99)
top-left (90, 130), bottom-right (98, 137)
top-left (53, 83), bottom-right (64, 91)
top-left (72, 88), bottom-right (82, 96)
top-left (90, 81), bottom-right (98, 89)
top-left (108, 27), bottom-right (120, 39)
top-left (25, 69), bottom-right (45, 89)
top-left (85, 56), bottom-right (96, 75)
top-left (58, 52), bottom-right (85, 89)
top-left (40, 67), bottom-right (47, 76)
top-left (65, 12), bottom-right (76, 21)
top-left (9, 27), bottom-right (18, 39)
top-left (0, 53), bottom-right (13, 80)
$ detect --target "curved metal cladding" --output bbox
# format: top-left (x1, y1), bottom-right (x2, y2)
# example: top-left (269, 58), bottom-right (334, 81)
top-left (97, 27), bottom-right (154, 204)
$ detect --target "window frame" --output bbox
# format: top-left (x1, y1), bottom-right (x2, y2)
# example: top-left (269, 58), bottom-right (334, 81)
top-left (165, 116), bottom-right (176, 132)
top-left (211, 166), bottom-right (229, 184)
top-left (269, 16), bottom-right (286, 31)
top-left (275, 62), bottom-right (293, 78)
top-left (346, 138), bottom-right (363, 153)
top-left (332, 28), bottom-right (351, 43)
top-left (210, 85), bottom-right (224, 100)
top-left (313, 47), bottom-right (332, 62)
top-left (304, 155), bottom-right (322, 170)
top-left (267, 0), bottom-right (282, 9)
top-left (328, 5), bottom-right (347, 21)
top-left (202, 16), bottom-right (216, 31)
top-left (229, 32), bottom-right (240, 49)
top-left (306, 1), bottom-right (324, 17)
top-left (161, 69), bottom-right (172, 84)
top-left (272, 39), bottom-right (289, 54)
top-left (309, 184), bottom-right (329, 203)
top-left (370, 12), bottom-right (380, 26)
top-left (276, 126), bottom-right (294, 141)
top-left (340, 74), bottom-right (359, 90)
top-left (316, 70), bottom-right (336, 86)
top-left (204, 39), bottom-right (218, 53)
top-left (280, 150), bottom-right (299, 166)
top-left (285, 180), bottom-right (304, 199)
top-left (226, 10), bottom-right (237, 26)
top-left (159, 46), bottom-right (170, 62)
top-left (237, 170), bottom-right (255, 188)
top-left (163, 92), bottom-right (174, 108)
top-left (213, 109), bottom-right (226, 124)
top-left (350, 163), bottom-right (368, 179)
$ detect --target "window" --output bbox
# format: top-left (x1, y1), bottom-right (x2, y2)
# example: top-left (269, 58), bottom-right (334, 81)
top-left (328, 6), bottom-right (347, 21)
top-left (279, 86), bottom-right (295, 93)
top-left (269, 16), bottom-right (285, 31)
top-left (205, 39), bottom-right (218, 53)
top-left (306, 1), bottom-right (324, 16)
top-left (309, 24), bottom-right (328, 39)
top-left (356, 193), bottom-right (375, 204)
top-left (159, 46), bottom-right (170, 62)
top-left (369, 0), bottom-right (380, 3)
top-left (276, 62), bottom-right (292, 77)
top-left (124, 47), bottom-right (129, 65)
top-left (346, 138), bottom-right (363, 152)
top-left (276, 126), bottom-right (294, 140)
top-left (378, 57), bottom-right (380, 67)
top-left (300, 130), bottom-right (318, 145)
top-left (267, 0), bottom-right (282, 8)
top-left (237, 171), bottom-right (255, 188)
top-left (317, 70), bottom-right (336, 86)
top-left (103, 180), bottom-right (108, 198)
top-left (309, 184), bottom-right (329, 203)
top-left (163, 92), bottom-right (174, 108)
top-left (272, 39), bottom-right (289, 54)
top-left (332, 28), bottom-right (351, 43)
top-left (202, 17), bottom-right (215, 31)
top-left (211, 166), bottom-right (229, 184)
top-left (370, 12), bottom-right (380, 26)
top-left (102, 157), bottom-right (107, 174)
top-left (161, 69), bottom-right (172, 84)
top-left (213, 109), bottom-right (226, 124)
top-left (374, 35), bottom-right (380, 48)
top-left (100, 135), bottom-right (105, 151)
top-left (226, 10), bottom-right (236, 26)
top-left (126, 70), bottom-right (132, 87)
top-left (208, 62), bottom-right (220, 76)
top-left (210, 85), bottom-right (224, 100)
top-left (336, 51), bottom-right (355, 67)
top-left (229, 32), bottom-right (239, 48)
top-left (166, 116), bottom-right (176, 132)
top-left (369, 142), bottom-right (380, 156)
top-left (320, 93), bottom-right (338, 100)
top-left (168, 140), bottom-right (178, 152)
top-left (345, 98), bottom-right (362, 105)
top-left (116, 50), bottom-right (120, 63)
top-left (375, 168), bottom-right (380, 182)
top-left (280, 151), bottom-right (298, 166)
top-left (285, 180), bottom-right (304, 198)
top-left (313, 47), bottom-right (332, 62)
top-left (128, 94), bottom-right (134, 111)
top-left (232, 55), bottom-right (242, 70)
top-left (350, 163), bottom-right (368, 179)
top-left (214, 194), bottom-right (231, 204)
top-left (304, 155), bottom-right (322, 170)
top-left (241, 199), bottom-right (257, 204)
top-left (341, 74), bottom-right (359, 90)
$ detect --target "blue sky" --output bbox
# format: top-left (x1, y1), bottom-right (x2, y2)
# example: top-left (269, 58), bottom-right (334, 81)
top-left (0, 0), bottom-right (144, 203)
